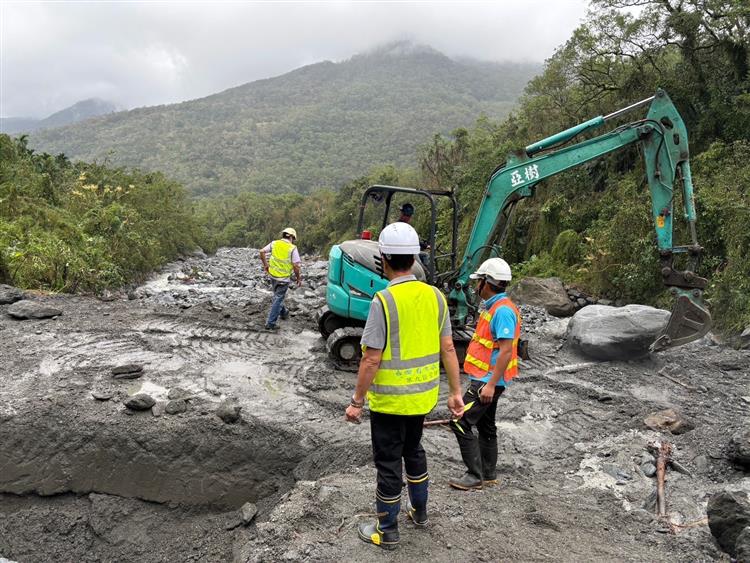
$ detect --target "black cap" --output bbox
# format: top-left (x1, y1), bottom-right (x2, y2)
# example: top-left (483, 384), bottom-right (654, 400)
top-left (400, 203), bottom-right (415, 216)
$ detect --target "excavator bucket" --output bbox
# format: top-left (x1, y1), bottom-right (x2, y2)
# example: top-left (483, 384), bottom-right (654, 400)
top-left (650, 290), bottom-right (712, 352)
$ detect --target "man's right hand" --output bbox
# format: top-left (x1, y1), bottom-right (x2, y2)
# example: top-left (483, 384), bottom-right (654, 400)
top-left (345, 404), bottom-right (362, 424)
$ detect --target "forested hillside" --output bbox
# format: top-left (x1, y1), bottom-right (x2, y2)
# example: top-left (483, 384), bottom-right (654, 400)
top-left (0, 135), bottom-right (203, 292)
top-left (29, 43), bottom-right (540, 196)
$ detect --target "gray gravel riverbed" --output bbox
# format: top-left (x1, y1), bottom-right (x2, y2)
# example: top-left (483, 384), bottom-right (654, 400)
top-left (1, 248), bottom-right (748, 562)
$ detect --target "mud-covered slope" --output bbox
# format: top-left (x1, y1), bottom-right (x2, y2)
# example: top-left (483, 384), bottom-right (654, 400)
top-left (1, 247), bottom-right (748, 562)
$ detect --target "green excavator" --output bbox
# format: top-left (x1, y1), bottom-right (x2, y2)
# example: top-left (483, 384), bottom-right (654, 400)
top-left (317, 89), bottom-right (712, 365)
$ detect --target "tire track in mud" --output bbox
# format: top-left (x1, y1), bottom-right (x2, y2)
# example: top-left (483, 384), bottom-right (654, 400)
top-left (137, 317), bottom-right (286, 363)
top-left (41, 331), bottom-right (167, 372)
top-left (39, 316), bottom-right (302, 373)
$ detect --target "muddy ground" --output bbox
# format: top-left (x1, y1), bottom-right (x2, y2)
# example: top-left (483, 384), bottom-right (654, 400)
top-left (1, 247), bottom-right (749, 562)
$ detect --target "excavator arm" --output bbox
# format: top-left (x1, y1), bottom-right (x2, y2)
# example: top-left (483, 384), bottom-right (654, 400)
top-left (448, 89), bottom-right (711, 351)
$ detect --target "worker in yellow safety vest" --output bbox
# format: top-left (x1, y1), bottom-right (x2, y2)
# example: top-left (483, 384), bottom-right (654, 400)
top-left (259, 227), bottom-right (301, 330)
top-left (345, 222), bottom-right (465, 550)
top-left (449, 257), bottom-right (521, 491)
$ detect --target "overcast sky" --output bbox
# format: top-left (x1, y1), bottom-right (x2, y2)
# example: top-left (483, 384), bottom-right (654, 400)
top-left (1, 1), bottom-right (589, 119)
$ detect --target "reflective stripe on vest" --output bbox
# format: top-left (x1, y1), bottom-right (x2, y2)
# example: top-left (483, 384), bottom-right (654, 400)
top-left (268, 239), bottom-right (295, 279)
top-left (464, 296), bottom-right (521, 383)
top-left (367, 281), bottom-right (447, 415)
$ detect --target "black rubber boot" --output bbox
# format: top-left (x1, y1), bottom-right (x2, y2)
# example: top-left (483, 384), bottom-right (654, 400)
top-left (448, 471), bottom-right (483, 490)
top-left (480, 439), bottom-right (499, 486)
top-left (358, 496), bottom-right (400, 550)
top-left (449, 439), bottom-right (483, 490)
top-left (406, 476), bottom-right (428, 528)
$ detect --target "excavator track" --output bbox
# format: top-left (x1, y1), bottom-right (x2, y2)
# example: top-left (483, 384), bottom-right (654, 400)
top-left (326, 326), bottom-right (364, 371)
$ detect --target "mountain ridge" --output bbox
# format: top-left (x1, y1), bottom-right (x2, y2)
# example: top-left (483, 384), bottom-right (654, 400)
top-left (1, 98), bottom-right (118, 134)
top-left (29, 44), bottom-right (541, 195)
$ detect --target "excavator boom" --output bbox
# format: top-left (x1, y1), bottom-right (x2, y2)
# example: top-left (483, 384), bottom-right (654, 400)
top-left (449, 89), bottom-right (711, 351)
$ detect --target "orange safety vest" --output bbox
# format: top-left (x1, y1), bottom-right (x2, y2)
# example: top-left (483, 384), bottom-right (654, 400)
top-left (464, 296), bottom-right (521, 383)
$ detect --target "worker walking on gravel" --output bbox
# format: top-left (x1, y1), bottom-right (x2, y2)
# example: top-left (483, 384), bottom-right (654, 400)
top-left (449, 258), bottom-right (521, 491)
top-left (259, 227), bottom-right (301, 330)
top-left (345, 222), bottom-right (464, 550)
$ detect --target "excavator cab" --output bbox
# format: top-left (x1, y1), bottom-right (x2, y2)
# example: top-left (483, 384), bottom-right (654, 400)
top-left (318, 185), bottom-right (459, 364)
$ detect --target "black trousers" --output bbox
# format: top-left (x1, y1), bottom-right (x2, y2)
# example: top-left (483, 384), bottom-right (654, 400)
top-left (452, 380), bottom-right (504, 443)
top-left (370, 411), bottom-right (427, 498)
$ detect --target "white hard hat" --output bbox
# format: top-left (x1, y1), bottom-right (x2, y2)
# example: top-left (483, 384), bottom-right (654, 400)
top-left (378, 222), bottom-right (420, 255)
top-left (282, 227), bottom-right (297, 240)
top-left (470, 258), bottom-right (512, 283)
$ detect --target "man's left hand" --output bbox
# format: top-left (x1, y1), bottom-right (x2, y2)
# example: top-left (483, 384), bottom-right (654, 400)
top-left (479, 383), bottom-right (496, 404)
top-left (447, 393), bottom-right (465, 418)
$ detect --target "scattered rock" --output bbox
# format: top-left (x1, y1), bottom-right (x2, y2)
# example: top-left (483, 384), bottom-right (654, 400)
top-left (644, 408), bottom-right (694, 435)
top-left (603, 464), bottom-right (632, 483)
top-left (216, 400), bottom-right (242, 424)
top-left (508, 277), bottom-right (575, 317)
top-left (0, 284), bottom-right (24, 305)
top-left (166, 399), bottom-right (187, 415)
top-left (566, 304), bottom-right (670, 360)
top-left (189, 248), bottom-right (207, 259)
top-left (708, 491), bottom-right (750, 557)
top-left (693, 455), bottom-right (709, 472)
top-left (7, 300), bottom-right (62, 320)
top-left (98, 290), bottom-right (117, 302)
top-left (718, 356), bottom-right (747, 371)
top-left (539, 317), bottom-right (570, 340)
top-left (640, 462), bottom-right (657, 477)
top-left (241, 502), bottom-right (258, 525)
top-left (152, 402), bottom-right (166, 417)
top-left (598, 298), bottom-right (613, 306)
top-left (729, 429), bottom-right (750, 468)
top-left (91, 390), bottom-right (114, 401)
top-left (167, 387), bottom-right (191, 400)
top-left (111, 364), bottom-right (144, 379)
top-left (124, 393), bottom-right (156, 411)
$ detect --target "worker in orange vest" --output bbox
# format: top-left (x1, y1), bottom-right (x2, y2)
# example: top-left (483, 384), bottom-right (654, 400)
top-left (449, 257), bottom-right (521, 490)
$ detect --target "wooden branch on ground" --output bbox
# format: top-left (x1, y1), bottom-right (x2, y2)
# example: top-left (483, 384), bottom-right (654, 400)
top-left (423, 418), bottom-right (452, 427)
top-left (657, 367), bottom-right (697, 391)
top-left (655, 441), bottom-right (673, 517)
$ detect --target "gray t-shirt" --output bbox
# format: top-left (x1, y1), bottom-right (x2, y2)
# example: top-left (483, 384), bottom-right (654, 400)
top-left (360, 275), bottom-right (452, 350)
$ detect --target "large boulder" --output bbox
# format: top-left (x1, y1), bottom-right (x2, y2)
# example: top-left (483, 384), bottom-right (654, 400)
top-left (708, 491), bottom-right (750, 557)
top-left (566, 304), bottom-right (670, 360)
top-left (124, 393), bottom-right (156, 411)
top-left (730, 429), bottom-right (750, 468)
top-left (6, 299), bottom-right (62, 319)
top-left (508, 277), bottom-right (575, 317)
top-left (0, 284), bottom-right (25, 305)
